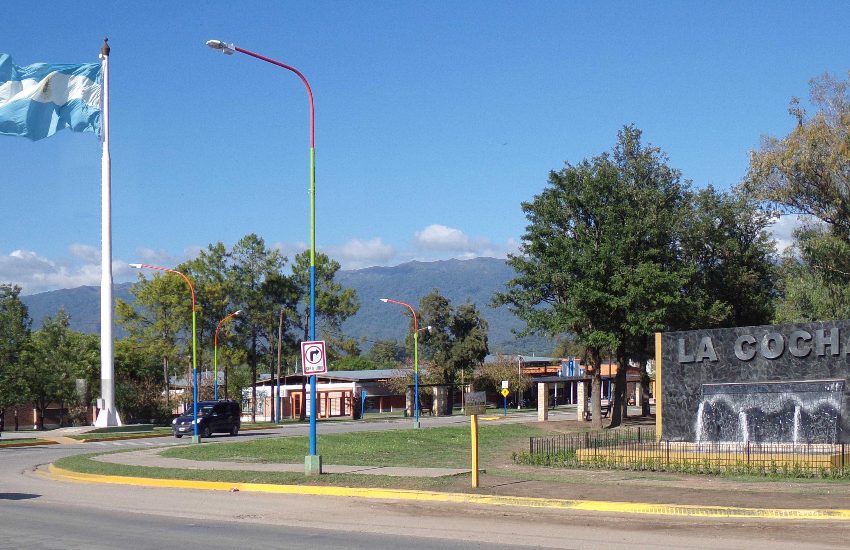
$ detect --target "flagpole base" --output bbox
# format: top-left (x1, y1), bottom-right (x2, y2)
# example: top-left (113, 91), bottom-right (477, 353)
top-left (93, 408), bottom-right (122, 428)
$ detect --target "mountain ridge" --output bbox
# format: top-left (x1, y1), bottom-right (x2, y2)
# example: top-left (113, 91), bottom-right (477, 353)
top-left (19, 257), bottom-right (552, 354)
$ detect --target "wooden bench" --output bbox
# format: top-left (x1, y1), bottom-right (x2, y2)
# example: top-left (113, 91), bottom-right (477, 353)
top-left (583, 401), bottom-right (612, 421)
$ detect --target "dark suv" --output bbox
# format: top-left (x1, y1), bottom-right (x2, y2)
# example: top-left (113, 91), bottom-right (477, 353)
top-left (172, 400), bottom-right (241, 439)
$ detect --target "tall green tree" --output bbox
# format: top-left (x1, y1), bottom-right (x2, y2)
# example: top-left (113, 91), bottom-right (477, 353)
top-left (495, 126), bottom-right (691, 427)
top-left (229, 234), bottom-right (288, 421)
top-left (292, 250), bottom-right (360, 347)
top-left (0, 284), bottom-right (31, 430)
top-left (116, 272), bottom-right (190, 410)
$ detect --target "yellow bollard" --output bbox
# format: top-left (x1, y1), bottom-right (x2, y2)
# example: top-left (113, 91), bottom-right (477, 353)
top-left (470, 413), bottom-right (479, 488)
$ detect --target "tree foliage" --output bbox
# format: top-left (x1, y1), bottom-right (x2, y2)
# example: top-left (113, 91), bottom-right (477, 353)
top-left (417, 290), bottom-right (489, 411)
top-left (0, 284), bottom-right (31, 415)
top-left (495, 126), bottom-right (691, 427)
top-left (745, 72), bottom-right (850, 322)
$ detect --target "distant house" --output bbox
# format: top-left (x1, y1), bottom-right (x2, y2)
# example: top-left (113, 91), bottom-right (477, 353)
top-left (247, 369), bottom-right (411, 421)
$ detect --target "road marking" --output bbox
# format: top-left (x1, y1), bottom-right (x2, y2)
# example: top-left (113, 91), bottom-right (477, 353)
top-left (43, 465), bottom-right (850, 521)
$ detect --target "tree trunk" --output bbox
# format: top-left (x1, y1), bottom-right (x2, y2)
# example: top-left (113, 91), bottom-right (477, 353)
top-left (276, 309), bottom-right (284, 424)
top-left (590, 348), bottom-right (603, 429)
top-left (35, 400), bottom-right (45, 430)
top-left (610, 347), bottom-right (628, 428)
top-left (300, 310), bottom-right (309, 421)
top-left (269, 323), bottom-right (276, 424)
top-left (250, 329), bottom-right (257, 423)
top-left (163, 356), bottom-right (170, 412)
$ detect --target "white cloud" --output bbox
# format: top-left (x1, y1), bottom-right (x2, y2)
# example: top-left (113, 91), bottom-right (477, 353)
top-left (326, 238), bottom-right (395, 269)
top-left (136, 247), bottom-right (180, 266)
top-left (767, 214), bottom-right (807, 253)
top-left (0, 249), bottom-right (109, 294)
top-left (415, 224), bottom-right (472, 251)
top-left (68, 243), bottom-right (100, 263)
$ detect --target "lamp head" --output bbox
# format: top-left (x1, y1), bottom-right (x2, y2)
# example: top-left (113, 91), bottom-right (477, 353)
top-left (379, 298), bottom-right (389, 303)
top-left (206, 39), bottom-right (235, 55)
top-left (234, 310), bottom-right (243, 316)
top-left (129, 263), bottom-right (142, 269)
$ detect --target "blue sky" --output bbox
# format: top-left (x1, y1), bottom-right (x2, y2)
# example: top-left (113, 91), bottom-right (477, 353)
top-left (2, 2), bottom-right (848, 294)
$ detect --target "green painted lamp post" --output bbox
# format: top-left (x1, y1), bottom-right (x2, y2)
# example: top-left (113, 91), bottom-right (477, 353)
top-left (130, 263), bottom-right (201, 443)
top-left (380, 298), bottom-right (431, 428)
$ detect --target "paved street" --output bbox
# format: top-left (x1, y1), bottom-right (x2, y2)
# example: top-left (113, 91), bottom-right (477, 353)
top-left (2, 414), bottom-right (850, 549)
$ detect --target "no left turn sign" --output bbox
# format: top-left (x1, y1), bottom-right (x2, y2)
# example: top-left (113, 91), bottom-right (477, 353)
top-left (301, 340), bottom-right (327, 375)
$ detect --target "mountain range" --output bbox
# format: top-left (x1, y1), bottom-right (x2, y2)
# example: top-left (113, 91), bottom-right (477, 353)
top-left (20, 257), bottom-right (552, 354)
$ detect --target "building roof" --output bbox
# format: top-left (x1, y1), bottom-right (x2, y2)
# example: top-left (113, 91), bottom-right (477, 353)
top-left (484, 354), bottom-right (560, 364)
top-left (317, 369), bottom-right (412, 382)
top-left (255, 368), bottom-right (412, 385)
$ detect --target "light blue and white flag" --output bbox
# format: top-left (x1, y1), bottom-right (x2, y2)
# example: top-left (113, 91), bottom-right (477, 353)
top-left (0, 53), bottom-right (101, 141)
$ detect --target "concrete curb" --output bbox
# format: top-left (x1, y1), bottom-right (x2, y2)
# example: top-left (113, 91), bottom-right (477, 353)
top-left (44, 464), bottom-right (850, 520)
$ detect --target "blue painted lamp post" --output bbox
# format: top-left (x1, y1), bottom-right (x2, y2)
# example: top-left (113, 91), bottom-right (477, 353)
top-left (206, 39), bottom-right (320, 472)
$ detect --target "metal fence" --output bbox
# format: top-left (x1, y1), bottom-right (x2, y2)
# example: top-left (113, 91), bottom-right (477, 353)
top-left (524, 428), bottom-right (850, 477)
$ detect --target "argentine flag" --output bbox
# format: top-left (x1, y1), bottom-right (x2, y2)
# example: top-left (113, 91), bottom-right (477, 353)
top-left (0, 53), bottom-right (101, 141)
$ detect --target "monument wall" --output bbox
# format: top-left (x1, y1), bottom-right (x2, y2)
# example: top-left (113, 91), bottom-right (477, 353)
top-left (659, 320), bottom-right (850, 443)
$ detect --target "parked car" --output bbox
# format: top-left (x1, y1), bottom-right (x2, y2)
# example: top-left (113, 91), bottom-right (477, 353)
top-left (172, 400), bottom-right (241, 439)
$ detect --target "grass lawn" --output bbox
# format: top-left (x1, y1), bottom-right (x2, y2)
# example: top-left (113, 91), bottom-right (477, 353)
top-left (53, 452), bottom-right (465, 490)
top-left (161, 421), bottom-right (546, 468)
top-left (53, 422), bottom-right (549, 490)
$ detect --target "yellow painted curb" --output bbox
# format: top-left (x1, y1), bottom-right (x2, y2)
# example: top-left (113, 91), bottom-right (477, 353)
top-left (0, 440), bottom-right (57, 448)
top-left (44, 465), bottom-right (850, 520)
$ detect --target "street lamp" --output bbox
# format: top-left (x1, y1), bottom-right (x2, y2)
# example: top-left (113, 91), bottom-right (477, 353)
top-left (380, 298), bottom-right (427, 428)
top-left (130, 263), bottom-right (201, 443)
top-left (206, 39), bottom-right (320, 472)
top-left (214, 309), bottom-right (242, 401)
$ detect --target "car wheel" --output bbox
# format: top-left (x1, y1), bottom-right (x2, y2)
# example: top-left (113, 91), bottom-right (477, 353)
top-left (201, 426), bottom-right (212, 439)
top-left (174, 434), bottom-right (183, 439)
top-left (229, 424), bottom-right (239, 436)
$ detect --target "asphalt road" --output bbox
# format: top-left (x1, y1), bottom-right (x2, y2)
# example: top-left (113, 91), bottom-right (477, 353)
top-left (2, 417), bottom-right (850, 549)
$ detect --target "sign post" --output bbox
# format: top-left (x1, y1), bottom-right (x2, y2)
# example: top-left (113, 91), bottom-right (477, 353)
top-left (301, 340), bottom-right (327, 475)
top-left (500, 387), bottom-right (510, 416)
top-left (465, 391), bottom-right (486, 489)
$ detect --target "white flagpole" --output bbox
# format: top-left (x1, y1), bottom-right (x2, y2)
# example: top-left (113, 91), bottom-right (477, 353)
top-left (95, 38), bottom-right (121, 427)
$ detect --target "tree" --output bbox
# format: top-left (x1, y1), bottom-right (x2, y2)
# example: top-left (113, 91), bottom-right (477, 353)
top-left (116, 272), bottom-right (190, 411)
top-left (472, 354), bottom-right (530, 398)
top-left (0, 284), bottom-right (31, 431)
top-left (495, 126), bottom-right (691, 427)
top-left (417, 290), bottom-right (489, 413)
top-left (678, 186), bottom-right (778, 329)
top-left (368, 340), bottom-right (406, 365)
top-left (19, 310), bottom-right (91, 429)
top-left (229, 234), bottom-right (288, 422)
top-left (745, 72), bottom-right (850, 321)
top-left (292, 250), bottom-right (359, 346)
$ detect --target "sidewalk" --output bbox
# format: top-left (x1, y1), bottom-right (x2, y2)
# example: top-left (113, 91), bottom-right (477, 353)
top-left (93, 447), bottom-right (470, 477)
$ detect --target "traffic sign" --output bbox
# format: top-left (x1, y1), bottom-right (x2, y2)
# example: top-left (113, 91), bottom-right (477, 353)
top-left (301, 340), bottom-right (327, 375)
top-left (465, 391), bottom-right (487, 415)
top-left (500, 388), bottom-right (510, 397)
